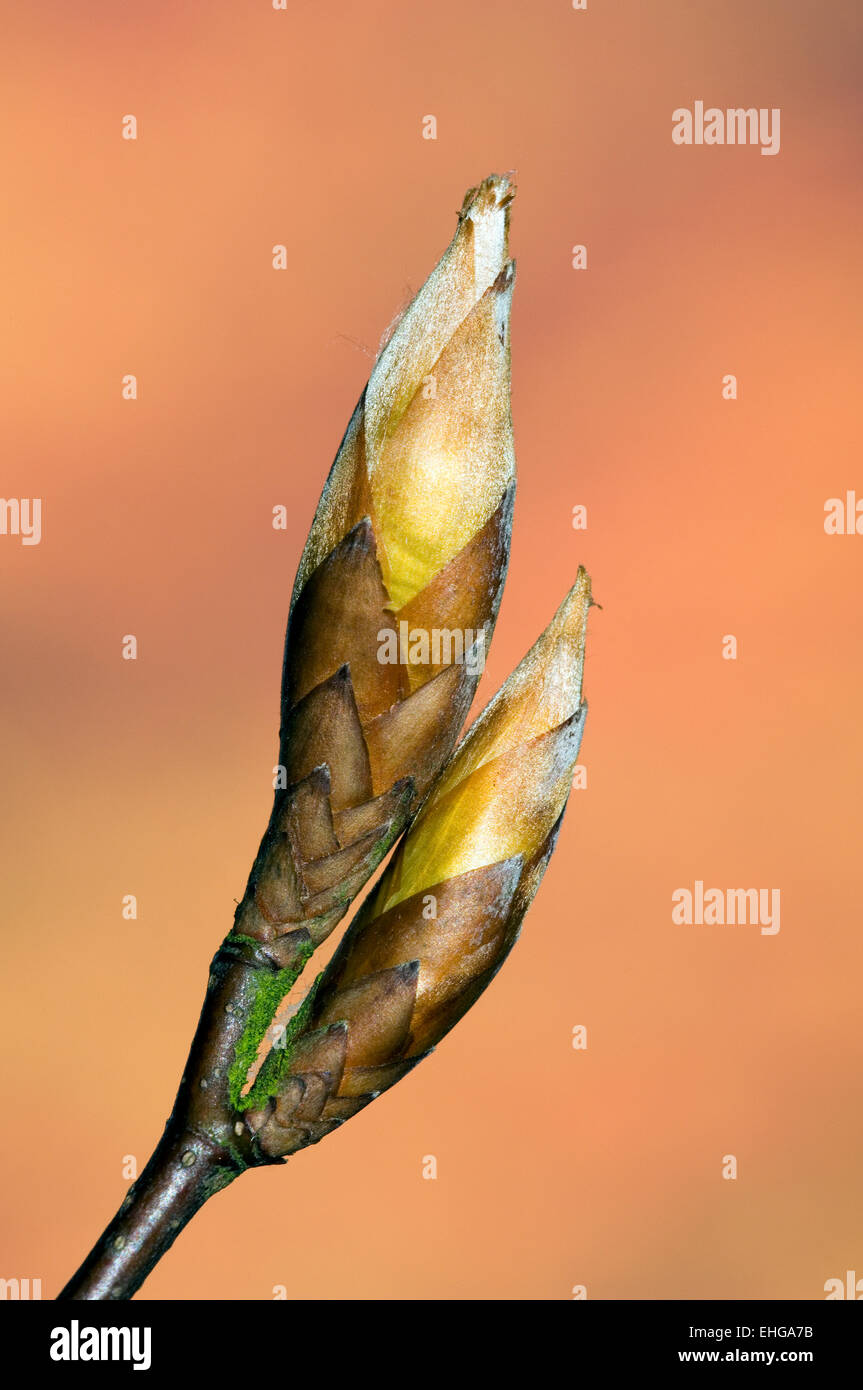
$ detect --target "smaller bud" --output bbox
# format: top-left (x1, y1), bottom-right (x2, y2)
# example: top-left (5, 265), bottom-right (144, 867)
top-left (253, 570), bottom-right (593, 1159)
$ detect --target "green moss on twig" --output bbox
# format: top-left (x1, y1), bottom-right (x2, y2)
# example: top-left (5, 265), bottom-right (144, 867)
top-left (239, 975), bottom-right (323, 1113)
top-left (226, 941), bottom-right (315, 1111)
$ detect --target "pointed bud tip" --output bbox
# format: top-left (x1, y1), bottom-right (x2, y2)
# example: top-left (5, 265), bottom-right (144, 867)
top-left (459, 174), bottom-right (515, 296)
top-left (552, 567), bottom-right (593, 641)
top-left (453, 567), bottom-right (592, 774)
top-left (531, 569), bottom-right (592, 726)
top-left (460, 173), bottom-right (516, 220)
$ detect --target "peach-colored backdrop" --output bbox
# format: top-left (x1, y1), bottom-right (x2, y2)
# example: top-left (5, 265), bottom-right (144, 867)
top-left (2, 0), bottom-right (861, 1299)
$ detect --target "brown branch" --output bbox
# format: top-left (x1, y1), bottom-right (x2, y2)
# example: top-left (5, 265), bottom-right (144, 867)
top-left (57, 936), bottom-right (289, 1301)
top-left (56, 1125), bottom-right (242, 1301)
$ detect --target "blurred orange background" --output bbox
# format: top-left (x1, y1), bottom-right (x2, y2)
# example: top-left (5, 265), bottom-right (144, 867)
top-left (2, 0), bottom-right (861, 1300)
